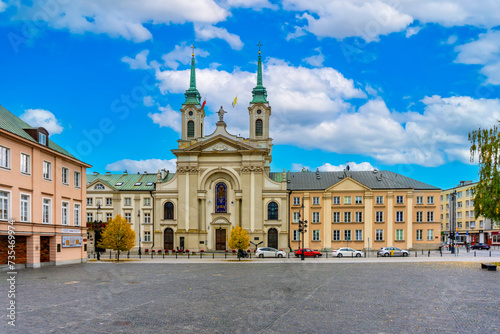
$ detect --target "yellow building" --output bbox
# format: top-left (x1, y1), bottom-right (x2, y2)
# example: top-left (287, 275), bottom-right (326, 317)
top-left (288, 170), bottom-right (441, 251)
top-left (440, 181), bottom-right (499, 246)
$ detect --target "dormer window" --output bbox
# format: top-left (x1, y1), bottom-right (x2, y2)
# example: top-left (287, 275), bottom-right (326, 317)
top-left (135, 182), bottom-right (142, 186)
top-left (39, 132), bottom-right (47, 145)
top-left (146, 182), bottom-right (154, 186)
top-left (115, 182), bottom-right (123, 186)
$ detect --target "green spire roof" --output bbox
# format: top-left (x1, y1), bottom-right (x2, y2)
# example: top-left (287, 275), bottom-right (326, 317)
top-left (184, 49), bottom-right (201, 105)
top-left (251, 43), bottom-right (268, 104)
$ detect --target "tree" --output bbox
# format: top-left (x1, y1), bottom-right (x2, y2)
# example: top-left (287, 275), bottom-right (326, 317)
top-left (228, 226), bottom-right (250, 255)
top-left (97, 215), bottom-right (135, 261)
top-left (469, 121), bottom-right (500, 224)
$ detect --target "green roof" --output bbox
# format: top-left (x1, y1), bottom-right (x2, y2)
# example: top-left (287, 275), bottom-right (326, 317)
top-left (0, 104), bottom-right (81, 161)
top-left (87, 172), bottom-right (175, 191)
top-left (269, 172), bottom-right (283, 182)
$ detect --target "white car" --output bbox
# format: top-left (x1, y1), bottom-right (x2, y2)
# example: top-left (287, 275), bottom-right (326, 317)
top-left (255, 247), bottom-right (286, 258)
top-left (332, 247), bottom-right (364, 258)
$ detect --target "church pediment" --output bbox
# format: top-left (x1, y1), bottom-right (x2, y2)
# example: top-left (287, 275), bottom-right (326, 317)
top-left (326, 177), bottom-right (371, 192)
top-left (181, 135), bottom-right (263, 153)
top-left (86, 178), bottom-right (117, 192)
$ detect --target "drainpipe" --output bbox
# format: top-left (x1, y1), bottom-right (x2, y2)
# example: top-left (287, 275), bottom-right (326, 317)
top-left (149, 190), bottom-right (155, 250)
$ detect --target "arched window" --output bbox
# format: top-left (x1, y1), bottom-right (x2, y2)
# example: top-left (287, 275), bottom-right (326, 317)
top-left (94, 184), bottom-right (105, 190)
top-left (255, 119), bottom-right (263, 136)
top-left (187, 121), bottom-right (195, 138)
top-left (164, 202), bottom-right (174, 220)
top-left (215, 182), bottom-right (227, 213)
top-left (268, 201), bottom-right (278, 220)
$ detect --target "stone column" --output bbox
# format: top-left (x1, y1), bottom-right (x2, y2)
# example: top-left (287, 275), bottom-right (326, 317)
top-left (26, 235), bottom-right (40, 268)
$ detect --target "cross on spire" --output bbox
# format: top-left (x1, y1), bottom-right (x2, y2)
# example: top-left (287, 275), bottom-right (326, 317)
top-left (191, 44), bottom-right (195, 57)
top-left (258, 41), bottom-right (262, 54)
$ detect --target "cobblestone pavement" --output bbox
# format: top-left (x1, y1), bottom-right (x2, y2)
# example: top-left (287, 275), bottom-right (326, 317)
top-left (1, 259), bottom-right (499, 334)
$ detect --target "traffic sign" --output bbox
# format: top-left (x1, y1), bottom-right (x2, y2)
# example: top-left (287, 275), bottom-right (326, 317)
top-left (466, 230), bottom-right (469, 235)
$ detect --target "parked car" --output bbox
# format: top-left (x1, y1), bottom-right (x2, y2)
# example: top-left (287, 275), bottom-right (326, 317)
top-left (294, 248), bottom-right (322, 258)
top-left (377, 247), bottom-right (409, 257)
top-left (471, 243), bottom-right (490, 250)
top-left (255, 247), bottom-right (286, 258)
top-left (332, 247), bottom-right (364, 258)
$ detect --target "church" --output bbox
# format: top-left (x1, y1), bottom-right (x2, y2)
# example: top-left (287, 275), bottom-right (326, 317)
top-left (86, 49), bottom-right (289, 252)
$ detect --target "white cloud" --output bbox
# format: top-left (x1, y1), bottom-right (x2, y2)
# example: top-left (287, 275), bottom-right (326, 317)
top-left (162, 44), bottom-right (209, 70)
top-left (0, 1), bottom-right (7, 12)
top-left (286, 26), bottom-right (307, 41)
top-left (20, 109), bottom-right (63, 135)
top-left (219, 0), bottom-right (277, 10)
top-left (148, 105), bottom-right (181, 133)
top-left (194, 24), bottom-right (244, 50)
top-left (143, 96), bottom-right (154, 107)
top-left (122, 50), bottom-right (150, 69)
top-left (318, 162), bottom-right (375, 171)
top-left (405, 25), bottom-right (422, 38)
top-left (106, 158), bottom-right (177, 173)
top-left (291, 163), bottom-right (311, 172)
top-left (11, 0), bottom-right (229, 42)
top-left (303, 48), bottom-right (325, 67)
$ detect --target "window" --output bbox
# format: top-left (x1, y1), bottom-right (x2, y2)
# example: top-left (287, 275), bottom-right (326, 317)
top-left (344, 230), bottom-right (351, 241)
top-left (376, 196), bottom-right (384, 204)
top-left (470, 210), bottom-right (475, 217)
top-left (466, 189), bottom-right (472, 196)
top-left (416, 211), bottom-right (423, 223)
top-left (355, 229), bottom-right (362, 241)
top-left (355, 212), bottom-right (362, 223)
top-left (376, 229), bottom-right (383, 241)
top-left (446, 204), bottom-right (449, 210)
top-left (440, 214), bottom-right (443, 220)
top-left (74, 204), bottom-right (81, 226)
top-left (333, 196), bottom-right (340, 205)
top-left (396, 196), bottom-right (404, 204)
top-left (396, 211), bottom-right (404, 222)
top-left (144, 231), bottom-right (151, 242)
top-left (466, 221), bottom-right (469, 229)
top-left (480, 220), bottom-right (484, 228)
top-left (427, 229), bottom-right (434, 241)
top-left (62, 167), bottom-right (69, 185)
top-left (125, 213), bottom-right (131, 223)
top-left (416, 196), bottom-right (423, 205)
top-left (42, 198), bottom-right (51, 224)
top-left (74, 172), bottom-right (81, 188)
top-left (416, 229), bottom-right (423, 241)
top-left (440, 205), bottom-right (443, 210)
top-left (43, 161), bottom-right (52, 180)
top-left (0, 146), bottom-right (10, 169)
top-left (144, 198), bottom-right (151, 206)
top-left (38, 132), bottom-right (47, 145)
top-left (446, 213), bottom-right (449, 219)
top-left (115, 182), bottom-right (123, 186)
top-left (164, 202), bottom-right (174, 220)
top-left (106, 198), bottom-right (112, 206)
top-left (187, 120), bottom-right (195, 137)
top-left (427, 212), bottom-right (434, 222)
top-left (465, 211), bottom-right (469, 218)
top-left (87, 213), bottom-right (93, 222)
top-left (144, 213), bottom-right (151, 224)
top-left (458, 222), bottom-right (462, 228)
top-left (20, 153), bottom-right (30, 174)
top-left (124, 198), bottom-right (131, 206)
top-left (134, 182), bottom-right (142, 186)
top-left (87, 198), bottom-right (93, 206)
top-left (94, 184), bottom-right (105, 190)
top-left (293, 212), bottom-right (300, 223)
top-left (312, 230), bottom-right (320, 241)
top-left (312, 212), bottom-right (320, 223)
top-left (61, 202), bottom-right (69, 225)
top-left (396, 229), bottom-right (404, 241)
top-left (293, 230), bottom-right (300, 241)
top-left (344, 196), bottom-right (351, 205)
top-left (333, 230), bottom-right (340, 241)
top-left (457, 191), bottom-right (462, 198)
top-left (355, 196), bottom-right (362, 204)
top-left (457, 202), bottom-right (462, 208)
top-left (20, 194), bottom-right (30, 222)
top-left (446, 223), bottom-right (449, 229)
top-left (344, 212), bottom-right (351, 223)
top-left (0, 191), bottom-right (10, 220)
top-left (427, 196), bottom-right (434, 204)
top-left (293, 197), bottom-right (300, 205)
top-left (446, 194), bottom-right (450, 200)
top-left (376, 211), bottom-right (383, 223)
top-left (471, 221), bottom-right (476, 229)
top-left (333, 212), bottom-right (340, 223)
top-left (440, 195), bottom-right (443, 201)
top-left (146, 182), bottom-right (154, 186)
top-left (268, 202), bottom-right (278, 220)
top-left (255, 119), bottom-right (263, 136)
top-left (465, 200), bottom-right (469, 207)
top-left (312, 197), bottom-right (320, 205)
top-left (106, 213), bottom-right (112, 221)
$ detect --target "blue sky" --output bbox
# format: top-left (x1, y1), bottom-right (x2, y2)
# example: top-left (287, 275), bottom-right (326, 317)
top-left (1, 0), bottom-right (499, 190)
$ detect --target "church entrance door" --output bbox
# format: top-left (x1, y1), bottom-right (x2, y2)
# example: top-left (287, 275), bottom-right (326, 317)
top-left (216, 229), bottom-right (226, 250)
top-left (268, 228), bottom-right (278, 249)
top-left (164, 228), bottom-right (174, 250)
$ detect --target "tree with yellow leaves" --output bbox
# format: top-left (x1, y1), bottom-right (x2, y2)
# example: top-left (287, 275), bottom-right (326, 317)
top-left (97, 214), bottom-right (135, 261)
top-left (228, 226), bottom-right (250, 258)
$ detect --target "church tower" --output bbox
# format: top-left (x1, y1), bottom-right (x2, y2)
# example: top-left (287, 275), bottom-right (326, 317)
top-left (179, 48), bottom-right (204, 146)
top-left (248, 43), bottom-right (271, 147)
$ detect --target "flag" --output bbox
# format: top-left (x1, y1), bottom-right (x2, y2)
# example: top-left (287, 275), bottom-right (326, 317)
top-left (232, 96), bottom-right (237, 107)
top-left (201, 97), bottom-right (206, 110)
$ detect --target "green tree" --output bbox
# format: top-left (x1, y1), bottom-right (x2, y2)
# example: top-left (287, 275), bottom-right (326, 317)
top-left (469, 121), bottom-right (500, 224)
top-left (97, 215), bottom-right (135, 261)
top-left (228, 226), bottom-right (250, 254)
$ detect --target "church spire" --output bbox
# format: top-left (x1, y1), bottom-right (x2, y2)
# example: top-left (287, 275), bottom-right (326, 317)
top-left (184, 45), bottom-right (201, 105)
top-left (251, 41), bottom-right (268, 104)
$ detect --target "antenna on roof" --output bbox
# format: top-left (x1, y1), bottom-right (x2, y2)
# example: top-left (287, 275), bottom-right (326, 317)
top-left (346, 165), bottom-right (350, 171)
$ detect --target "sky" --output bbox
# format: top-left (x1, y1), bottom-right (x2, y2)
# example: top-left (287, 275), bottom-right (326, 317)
top-left (1, 0), bottom-right (499, 190)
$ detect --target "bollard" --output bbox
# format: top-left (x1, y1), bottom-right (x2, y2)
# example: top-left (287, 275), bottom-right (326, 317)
top-left (490, 251), bottom-right (492, 257)
top-left (225, 253), bottom-right (227, 259)
top-left (440, 249), bottom-right (442, 257)
top-left (213, 253), bottom-right (214, 259)
top-left (428, 250), bottom-right (430, 257)
top-left (93, 253), bottom-right (95, 259)
top-left (474, 251), bottom-right (476, 257)
top-left (151, 252), bottom-right (153, 259)
top-left (415, 251), bottom-right (417, 257)
top-left (352, 252), bottom-right (353, 258)
top-left (139, 252), bottom-right (141, 259)
top-left (163, 251), bottom-right (165, 259)
top-left (326, 252), bottom-right (328, 259)
top-left (176, 252), bottom-right (177, 259)
top-left (422, 249), bottom-right (424, 255)
top-left (188, 253), bottom-right (190, 259)
top-left (364, 252), bottom-right (366, 258)
top-left (110, 252), bottom-right (112, 259)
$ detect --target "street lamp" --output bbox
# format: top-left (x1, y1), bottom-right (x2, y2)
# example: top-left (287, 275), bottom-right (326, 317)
top-left (96, 200), bottom-right (101, 222)
top-left (137, 209), bottom-right (141, 256)
top-left (298, 202), bottom-right (308, 261)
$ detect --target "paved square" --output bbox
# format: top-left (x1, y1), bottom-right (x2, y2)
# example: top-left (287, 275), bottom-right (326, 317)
top-left (1, 261), bottom-right (499, 333)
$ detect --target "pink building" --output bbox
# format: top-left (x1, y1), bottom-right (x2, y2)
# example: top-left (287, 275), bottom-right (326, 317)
top-left (0, 105), bottom-right (91, 268)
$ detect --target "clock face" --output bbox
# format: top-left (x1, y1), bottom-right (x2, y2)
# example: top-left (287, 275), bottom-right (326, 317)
top-left (188, 111), bottom-right (193, 116)
top-left (257, 109), bottom-right (262, 114)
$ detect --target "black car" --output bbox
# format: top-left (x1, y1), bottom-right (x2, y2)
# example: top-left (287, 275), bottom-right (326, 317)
top-left (471, 243), bottom-right (490, 250)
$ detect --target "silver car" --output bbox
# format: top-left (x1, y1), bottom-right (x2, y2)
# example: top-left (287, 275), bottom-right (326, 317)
top-left (377, 247), bottom-right (409, 257)
top-left (255, 247), bottom-right (286, 258)
top-left (332, 247), bottom-right (364, 258)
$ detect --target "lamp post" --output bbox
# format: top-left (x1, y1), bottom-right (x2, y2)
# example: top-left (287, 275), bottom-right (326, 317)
top-left (449, 190), bottom-right (457, 254)
top-left (298, 202), bottom-right (308, 261)
top-left (138, 209), bottom-right (141, 256)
